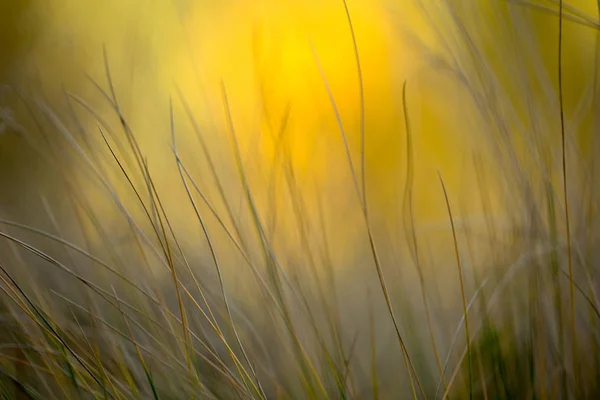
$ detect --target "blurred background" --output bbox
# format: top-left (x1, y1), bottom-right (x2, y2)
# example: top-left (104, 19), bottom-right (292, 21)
top-left (0, 0), bottom-right (599, 398)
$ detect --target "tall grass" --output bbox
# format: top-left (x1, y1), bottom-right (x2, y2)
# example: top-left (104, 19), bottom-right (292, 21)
top-left (1, 0), bottom-right (600, 398)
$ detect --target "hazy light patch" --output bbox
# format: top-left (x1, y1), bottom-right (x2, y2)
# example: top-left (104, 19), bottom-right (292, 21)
top-left (0, 0), bottom-right (509, 274)
top-left (2, 0), bottom-right (596, 274)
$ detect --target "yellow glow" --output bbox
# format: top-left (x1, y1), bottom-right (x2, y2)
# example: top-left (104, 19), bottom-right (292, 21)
top-left (2, 0), bottom-right (598, 268)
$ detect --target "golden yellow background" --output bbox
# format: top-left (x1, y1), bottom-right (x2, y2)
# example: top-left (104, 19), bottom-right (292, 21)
top-left (1, 0), bottom-right (597, 269)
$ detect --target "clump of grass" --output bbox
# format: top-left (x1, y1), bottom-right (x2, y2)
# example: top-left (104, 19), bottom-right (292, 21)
top-left (1, 0), bottom-right (600, 398)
